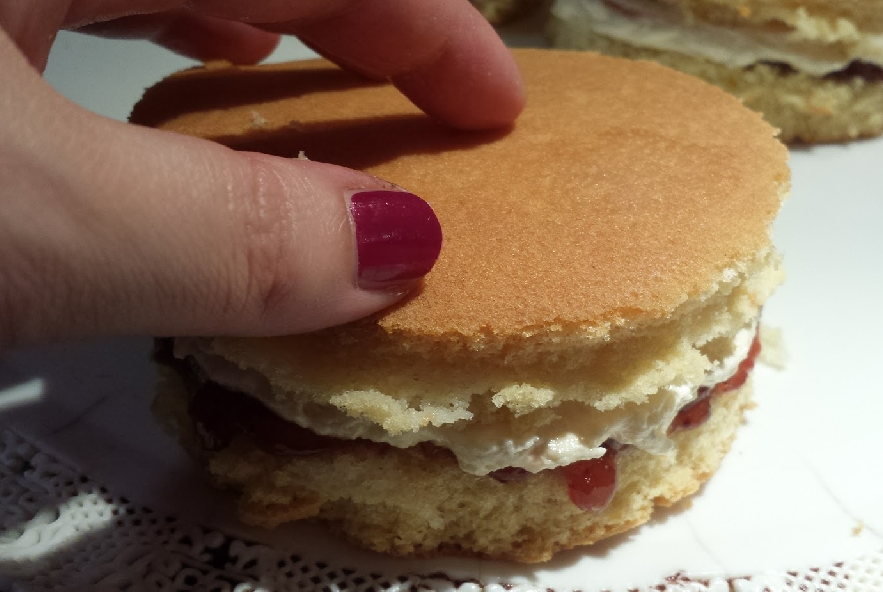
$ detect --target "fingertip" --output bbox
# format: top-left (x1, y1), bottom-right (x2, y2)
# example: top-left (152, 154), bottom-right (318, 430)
top-left (233, 30), bottom-right (281, 65)
top-left (218, 154), bottom-right (441, 335)
top-left (395, 3), bottom-right (526, 130)
top-left (282, 0), bottom-right (525, 130)
top-left (393, 41), bottom-right (526, 130)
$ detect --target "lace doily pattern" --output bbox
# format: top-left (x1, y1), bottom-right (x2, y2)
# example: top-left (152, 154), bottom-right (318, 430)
top-left (1, 427), bottom-right (882, 592)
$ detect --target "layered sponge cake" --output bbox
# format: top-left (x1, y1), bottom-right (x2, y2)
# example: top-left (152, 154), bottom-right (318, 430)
top-left (550, 0), bottom-right (883, 143)
top-left (136, 49), bottom-right (789, 562)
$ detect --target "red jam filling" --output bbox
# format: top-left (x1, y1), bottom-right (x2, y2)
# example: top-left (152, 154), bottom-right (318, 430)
top-left (668, 395), bottom-right (712, 433)
top-left (668, 330), bottom-right (761, 434)
top-left (711, 331), bottom-right (762, 396)
top-left (562, 443), bottom-right (618, 511)
top-left (158, 327), bottom-right (761, 513)
top-left (491, 328), bottom-right (762, 511)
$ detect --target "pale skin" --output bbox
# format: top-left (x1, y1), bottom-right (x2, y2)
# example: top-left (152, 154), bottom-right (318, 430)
top-left (0, 0), bottom-right (525, 347)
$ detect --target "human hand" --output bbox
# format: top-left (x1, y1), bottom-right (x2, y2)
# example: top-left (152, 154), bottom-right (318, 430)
top-left (0, 0), bottom-right (524, 347)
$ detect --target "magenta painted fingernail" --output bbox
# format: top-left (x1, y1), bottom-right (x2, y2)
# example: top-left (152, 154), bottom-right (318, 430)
top-left (348, 190), bottom-right (443, 290)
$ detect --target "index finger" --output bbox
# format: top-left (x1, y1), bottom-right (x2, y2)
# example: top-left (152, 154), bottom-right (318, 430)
top-left (191, 0), bottom-right (525, 130)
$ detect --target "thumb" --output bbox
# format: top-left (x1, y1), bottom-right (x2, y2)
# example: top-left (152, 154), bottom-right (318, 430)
top-left (0, 38), bottom-right (441, 346)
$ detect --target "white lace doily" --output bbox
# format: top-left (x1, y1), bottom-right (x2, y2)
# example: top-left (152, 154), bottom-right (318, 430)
top-left (1, 426), bottom-right (882, 592)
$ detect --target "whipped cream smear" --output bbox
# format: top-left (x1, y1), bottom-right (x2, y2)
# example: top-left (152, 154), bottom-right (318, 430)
top-left (552, 0), bottom-right (883, 76)
top-left (182, 321), bottom-right (758, 476)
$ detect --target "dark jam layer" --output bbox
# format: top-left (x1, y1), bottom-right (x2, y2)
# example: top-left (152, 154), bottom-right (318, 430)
top-left (189, 382), bottom-right (342, 455)
top-left (668, 330), bottom-right (761, 434)
top-left (157, 329), bottom-right (761, 513)
top-left (824, 60), bottom-right (883, 83)
top-left (154, 338), bottom-right (343, 456)
top-left (758, 60), bottom-right (883, 83)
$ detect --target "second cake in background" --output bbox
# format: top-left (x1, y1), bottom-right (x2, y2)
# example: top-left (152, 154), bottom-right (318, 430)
top-left (549, 0), bottom-right (883, 143)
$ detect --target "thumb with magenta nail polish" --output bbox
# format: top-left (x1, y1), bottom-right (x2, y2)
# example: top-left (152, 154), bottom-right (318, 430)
top-left (1, 0), bottom-right (527, 347)
top-left (1, 128), bottom-right (444, 344)
top-left (149, 157), bottom-right (446, 338)
top-left (349, 190), bottom-right (443, 291)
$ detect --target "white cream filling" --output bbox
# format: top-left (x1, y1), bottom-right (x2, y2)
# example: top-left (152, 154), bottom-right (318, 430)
top-left (551, 0), bottom-right (883, 76)
top-left (178, 321), bottom-right (757, 476)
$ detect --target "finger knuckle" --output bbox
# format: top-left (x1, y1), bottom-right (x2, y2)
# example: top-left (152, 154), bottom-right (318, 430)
top-left (233, 155), bottom-right (300, 323)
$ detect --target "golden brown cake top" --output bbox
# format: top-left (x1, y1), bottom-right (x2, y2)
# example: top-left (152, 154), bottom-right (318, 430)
top-left (132, 49), bottom-right (788, 342)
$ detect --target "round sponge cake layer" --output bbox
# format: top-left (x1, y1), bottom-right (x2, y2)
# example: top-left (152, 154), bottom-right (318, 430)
top-left (135, 48), bottom-right (787, 451)
top-left (132, 49), bottom-right (787, 342)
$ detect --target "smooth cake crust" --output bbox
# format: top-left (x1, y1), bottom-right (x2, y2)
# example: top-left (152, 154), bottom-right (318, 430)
top-left (131, 49), bottom-right (788, 342)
